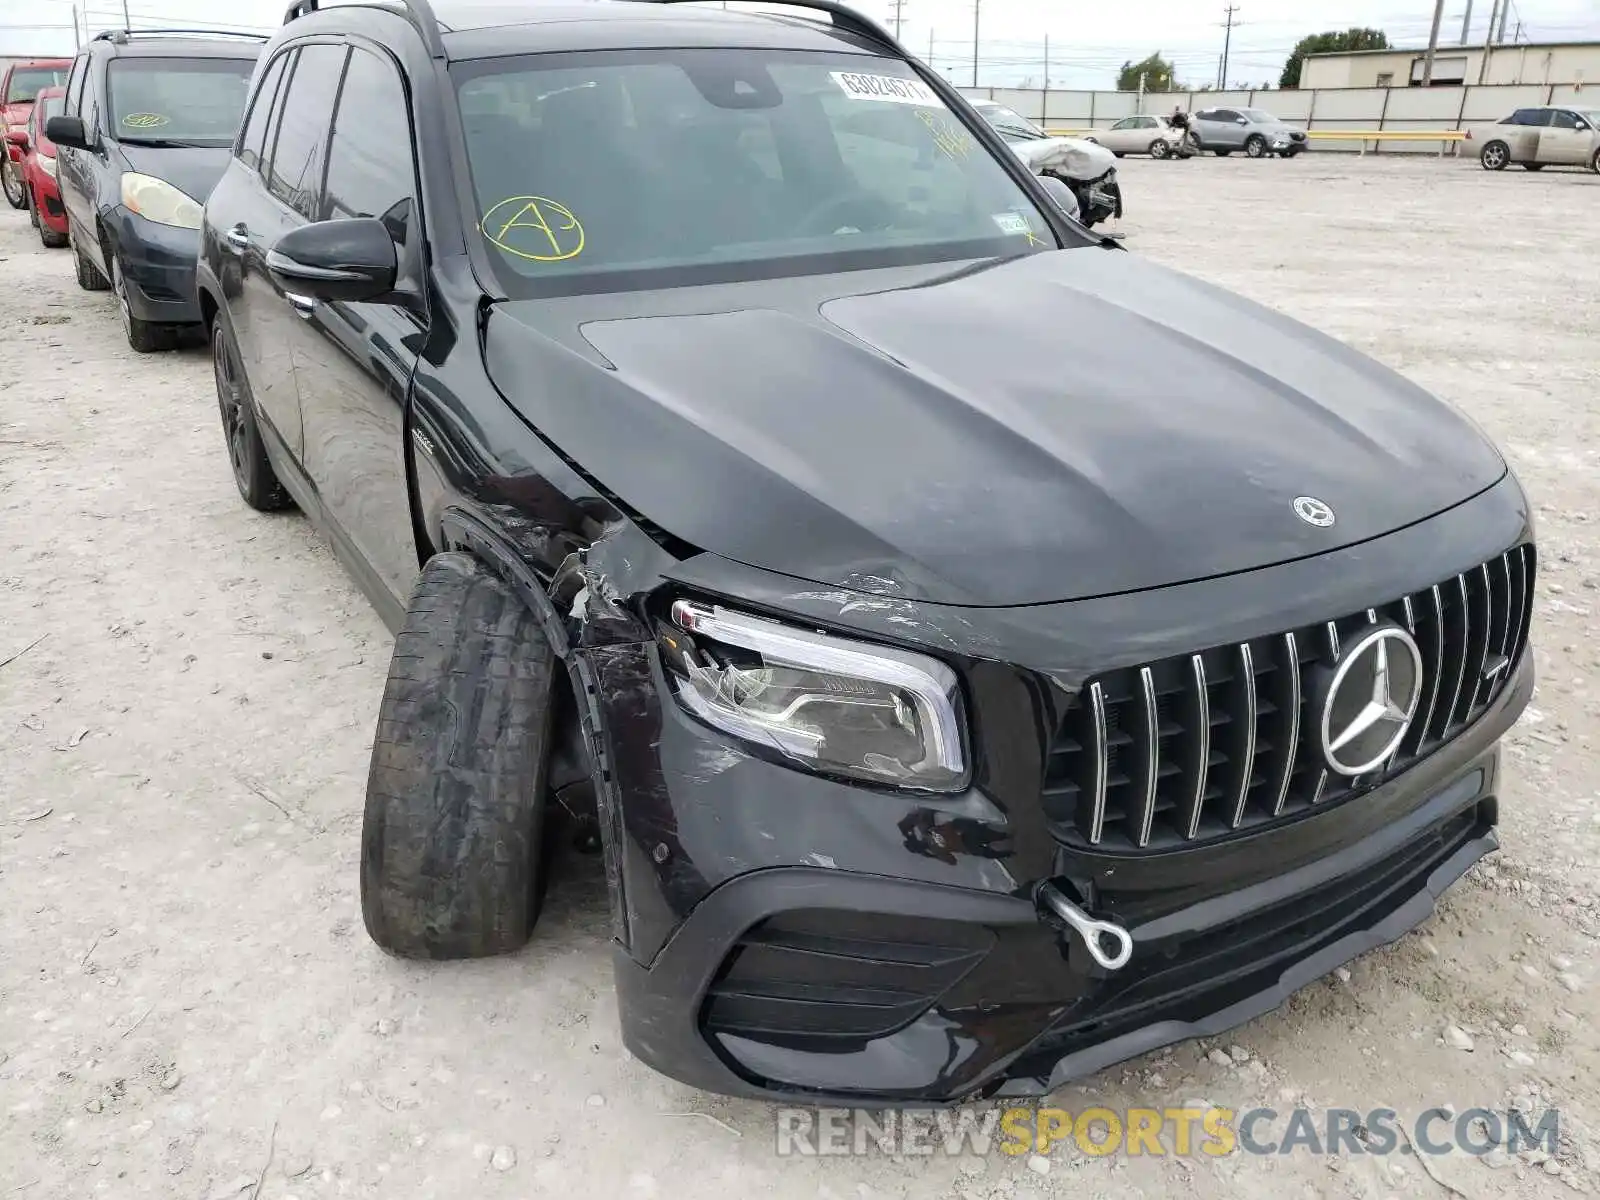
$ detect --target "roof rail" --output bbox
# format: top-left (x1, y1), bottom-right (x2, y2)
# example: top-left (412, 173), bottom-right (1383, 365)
top-left (91, 28), bottom-right (269, 43)
top-left (284, 0), bottom-right (448, 60)
top-left (624, 0), bottom-right (900, 50)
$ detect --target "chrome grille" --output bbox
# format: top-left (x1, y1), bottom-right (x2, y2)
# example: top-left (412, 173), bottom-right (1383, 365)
top-left (1043, 543), bottom-right (1534, 850)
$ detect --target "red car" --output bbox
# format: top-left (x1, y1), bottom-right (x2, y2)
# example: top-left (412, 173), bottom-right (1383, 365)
top-left (10, 85), bottom-right (68, 247)
top-left (2, 58), bottom-right (71, 210)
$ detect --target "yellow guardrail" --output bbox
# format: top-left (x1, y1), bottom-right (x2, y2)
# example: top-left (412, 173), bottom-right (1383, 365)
top-left (1307, 129), bottom-right (1466, 156)
top-left (1306, 130), bottom-right (1465, 140)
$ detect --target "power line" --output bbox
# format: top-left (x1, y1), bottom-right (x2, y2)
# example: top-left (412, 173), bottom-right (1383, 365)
top-left (885, 0), bottom-right (906, 41)
top-left (1420, 0), bottom-right (1447, 84)
top-left (1217, 5), bottom-right (1240, 90)
top-left (971, 0), bottom-right (980, 87)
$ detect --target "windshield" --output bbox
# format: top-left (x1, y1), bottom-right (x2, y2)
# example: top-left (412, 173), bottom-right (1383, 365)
top-left (106, 58), bottom-right (254, 146)
top-left (1581, 111), bottom-right (1600, 127)
top-left (7, 67), bottom-right (69, 104)
top-left (975, 103), bottom-right (1043, 140)
top-left (455, 49), bottom-right (1065, 297)
top-left (1242, 109), bottom-right (1278, 123)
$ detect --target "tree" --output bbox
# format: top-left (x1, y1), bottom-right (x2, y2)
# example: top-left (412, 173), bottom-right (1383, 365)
top-left (1280, 28), bottom-right (1389, 89)
top-left (1117, 53), bottom-right (1177, 92)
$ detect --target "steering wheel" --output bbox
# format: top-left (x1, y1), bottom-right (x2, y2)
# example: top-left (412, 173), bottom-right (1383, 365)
top-left (792, 189), bottom-right (897, 238)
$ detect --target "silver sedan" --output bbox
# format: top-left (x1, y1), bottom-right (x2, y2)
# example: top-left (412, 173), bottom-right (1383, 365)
top-left (1084, 114), bottom-right (1187, 159)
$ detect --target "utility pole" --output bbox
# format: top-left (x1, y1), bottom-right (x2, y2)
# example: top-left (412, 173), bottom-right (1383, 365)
top-left (888, 0), bottom-right (906, 41)
top-left (1420, 0), bottom-right (1446, 85)
top-left (1478, 0), bottom-right (1500, 81)
top-left (927, 27), bottom-right (934, 67)
top-left (1218, 6), bottom-right (1239, 91)
top-left (122, 0), bottom-right (131, 28)
top-left (971, 0), bottom-right (980, 87)
top-left (72, 3), bottom-right (80, 47)
top-left (1459, 0), bottom-right (1474, 45)
top-left (1496, 0), bottom-right (1511, 42)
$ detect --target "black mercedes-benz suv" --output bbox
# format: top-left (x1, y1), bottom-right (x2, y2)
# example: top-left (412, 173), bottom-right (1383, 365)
top-left (198, 0), bottom-right (1535, 1105)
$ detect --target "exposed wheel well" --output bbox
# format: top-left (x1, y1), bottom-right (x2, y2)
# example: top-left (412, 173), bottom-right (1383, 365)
top-left (198, 286), bottom-right (218, 334)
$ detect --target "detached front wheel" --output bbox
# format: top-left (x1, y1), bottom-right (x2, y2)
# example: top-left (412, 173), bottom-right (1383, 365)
top-left (361, 552), bottom-right (558, 960)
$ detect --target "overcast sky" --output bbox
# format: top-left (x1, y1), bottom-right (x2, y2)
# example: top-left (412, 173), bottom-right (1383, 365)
top-left (4, 0), bottom-right (1599, 88)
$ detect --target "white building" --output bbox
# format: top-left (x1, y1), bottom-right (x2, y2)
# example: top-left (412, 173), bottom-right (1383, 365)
top-left (1301, 41), bottom-right (1600, 90)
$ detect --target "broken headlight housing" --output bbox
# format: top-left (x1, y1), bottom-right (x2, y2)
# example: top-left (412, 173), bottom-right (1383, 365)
top-left (660, 600), bottom-right (967, 792)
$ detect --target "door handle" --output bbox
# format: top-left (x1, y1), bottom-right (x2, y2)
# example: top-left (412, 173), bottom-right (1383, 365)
top-left (225, 226), bottom-right (250, 250)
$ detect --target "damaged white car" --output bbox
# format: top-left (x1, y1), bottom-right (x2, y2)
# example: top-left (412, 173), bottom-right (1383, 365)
top-left (969, 99), bottom-right (1122, 227)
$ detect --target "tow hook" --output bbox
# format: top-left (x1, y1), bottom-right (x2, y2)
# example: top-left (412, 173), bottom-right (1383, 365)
top-left (1037, 881), bottom-right (1134, 972)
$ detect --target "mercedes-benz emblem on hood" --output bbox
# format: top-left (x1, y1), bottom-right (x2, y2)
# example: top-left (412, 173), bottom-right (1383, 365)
top-left (1320, 624), bottom-right (1424, 776)
top-left (1293, 496), bottom-right (1335, 527)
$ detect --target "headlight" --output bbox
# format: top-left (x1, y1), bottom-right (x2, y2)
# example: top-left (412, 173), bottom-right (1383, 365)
top-left (120, 173), bottom-right (201, 229)
top-left (660, 600), bottom-right (968, 792)
top-left (37, 154), bottom-right (56, 179)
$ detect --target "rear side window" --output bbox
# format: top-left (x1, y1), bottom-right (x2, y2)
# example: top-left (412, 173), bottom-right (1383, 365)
top-left (265, 44), bottom-right (348, 219)
top-left (1509, 109), bottom-right (1550, 127)
top-left (322, 46), bottom-right (417, 244)
top-left (238, 52), bottom-right (290, 171)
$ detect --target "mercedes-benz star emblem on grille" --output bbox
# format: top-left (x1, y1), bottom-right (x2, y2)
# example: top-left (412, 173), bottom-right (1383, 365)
top-left (1293, 496), bottom-right (1336, 527)
top-left (1320, 625), bottom-right (1425, 776)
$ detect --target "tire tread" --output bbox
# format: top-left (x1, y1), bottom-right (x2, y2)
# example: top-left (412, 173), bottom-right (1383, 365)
top-left (360, 553), bottom-right (557, 960)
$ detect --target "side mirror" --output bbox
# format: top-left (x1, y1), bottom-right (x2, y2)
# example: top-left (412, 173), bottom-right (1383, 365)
top-left (1036, 175), bottom-right (1080, 223)
top-left (1236, 117), bottom-right (1249, 125)
top-left (4, 129), bottom-right (26, 150)
top-left (266, 217), bottom-right (398, 305)
top-left (45, 115), bottom-right (90, 151)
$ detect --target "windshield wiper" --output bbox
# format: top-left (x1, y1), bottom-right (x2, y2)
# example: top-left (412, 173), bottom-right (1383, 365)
top-left (118, 136), bottom-right (204, 148)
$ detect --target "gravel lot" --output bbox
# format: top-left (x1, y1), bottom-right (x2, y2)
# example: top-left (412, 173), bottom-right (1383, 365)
top-left (2, 154), bottom-right (1599, 1200)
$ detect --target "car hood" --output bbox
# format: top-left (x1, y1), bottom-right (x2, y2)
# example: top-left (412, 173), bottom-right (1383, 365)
top-left (116, 142), bottom-right (230, 207)
top-left (483, 248), bottom-right (1505, 607)
top-left (1009, 135), bottom-right (1117, 180)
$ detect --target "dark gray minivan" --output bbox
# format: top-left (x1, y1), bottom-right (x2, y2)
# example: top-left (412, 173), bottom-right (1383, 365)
top-left (48, 29), bottom-right (261, 351)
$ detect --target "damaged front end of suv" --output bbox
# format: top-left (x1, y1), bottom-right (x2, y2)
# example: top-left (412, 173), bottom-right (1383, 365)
top-left (315, 0), bottom-right (1537, 1108)
top-left (410, 230), bottom-right (1535, 1105)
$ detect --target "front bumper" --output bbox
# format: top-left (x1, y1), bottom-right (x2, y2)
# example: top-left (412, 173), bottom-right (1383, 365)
top-left (104, 206), bottom-right (203, 324)
top-left (584, 468), bottom-right (1535, 1105)
top-left (29, 164), bottom-right (66, 231)
top-left (614, 649), bottom-right (1526, 1104)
